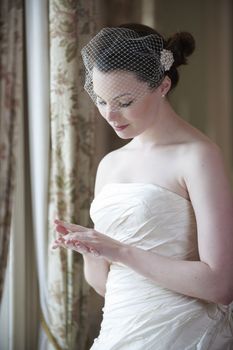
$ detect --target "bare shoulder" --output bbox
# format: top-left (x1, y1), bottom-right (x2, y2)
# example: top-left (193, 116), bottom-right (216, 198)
top-left (182, 138), bottom-right (229, 186)
top-left (175, 120), bottom-right (228, 185)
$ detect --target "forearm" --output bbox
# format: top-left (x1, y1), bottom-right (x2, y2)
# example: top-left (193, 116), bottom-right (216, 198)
top-left (118, 245), bottom-right (230, 304)
top-left (83, 254), bottom-right (109, 297)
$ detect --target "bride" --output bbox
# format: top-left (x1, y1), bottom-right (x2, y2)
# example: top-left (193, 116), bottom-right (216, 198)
top-left (52, 23), bottom-right (233, 349)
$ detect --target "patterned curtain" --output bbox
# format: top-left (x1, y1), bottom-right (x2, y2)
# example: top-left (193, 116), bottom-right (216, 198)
top-left (46, 1), bottom-right (97, 349)
top-left (0, 0), bottom-right (23, 303)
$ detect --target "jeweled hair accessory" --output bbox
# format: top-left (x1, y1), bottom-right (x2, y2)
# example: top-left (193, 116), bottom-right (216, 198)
top-left (160, 49), bottom-right (174, 71)
top-left (81, 27), bottom-right (172, 111)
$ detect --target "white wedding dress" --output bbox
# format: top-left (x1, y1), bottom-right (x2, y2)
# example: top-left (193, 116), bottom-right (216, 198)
top-left (89, 183), bottom-right (233, 350)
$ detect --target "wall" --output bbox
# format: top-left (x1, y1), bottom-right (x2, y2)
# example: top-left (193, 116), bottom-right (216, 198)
top-left (155, 0), bottom-right (232, 177)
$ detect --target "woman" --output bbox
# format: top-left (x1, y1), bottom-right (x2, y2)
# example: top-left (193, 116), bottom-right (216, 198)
top-left (52, 24), bottom-right (233, 349)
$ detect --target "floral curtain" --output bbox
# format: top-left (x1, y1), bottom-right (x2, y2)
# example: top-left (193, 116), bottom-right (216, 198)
top-left (47, 0), bottom-right (97, 348)
top-left (0, 0), bottom-right (23, 303)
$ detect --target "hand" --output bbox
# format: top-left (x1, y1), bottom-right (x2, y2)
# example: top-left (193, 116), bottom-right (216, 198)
top-left (51, 219), bottom-right (99, 257)
top-left (52, 219), bottom-right (125, 262)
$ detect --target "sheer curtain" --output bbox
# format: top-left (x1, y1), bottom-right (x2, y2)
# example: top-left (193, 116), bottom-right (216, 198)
top-left (0, 0), bottom-right (23, 305)
top-left (0, 1), bottom-right (25, 348)
top-left (25, 0), bottom-right (51, 348)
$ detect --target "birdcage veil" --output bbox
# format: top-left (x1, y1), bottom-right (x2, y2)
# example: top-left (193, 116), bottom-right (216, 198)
top-left (81, 27), bottom-right (174, 112)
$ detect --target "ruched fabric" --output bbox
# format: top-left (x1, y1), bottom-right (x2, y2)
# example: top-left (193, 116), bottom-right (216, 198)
top-left (89, 183), bottom-right (233, 350)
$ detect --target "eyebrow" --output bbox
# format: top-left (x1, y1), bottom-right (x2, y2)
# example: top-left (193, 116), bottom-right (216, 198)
top-left (95, 93), bottom-right (133, 101)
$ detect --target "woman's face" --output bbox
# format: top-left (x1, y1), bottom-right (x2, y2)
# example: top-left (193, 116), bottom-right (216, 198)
top-left (92, 68), bottom-right (163, 139)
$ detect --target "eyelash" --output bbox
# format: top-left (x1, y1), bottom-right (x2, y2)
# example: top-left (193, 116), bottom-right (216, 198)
top-left (120, 101), bottom-right (133, 108)
top-left (97, 100), bottom-right (133, 108)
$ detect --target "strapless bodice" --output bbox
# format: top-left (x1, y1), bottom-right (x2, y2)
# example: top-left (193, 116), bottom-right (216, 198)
top-left (90, 182), bottom-right (199, 261)
top-left (89, 183), bottom-right (233, 350)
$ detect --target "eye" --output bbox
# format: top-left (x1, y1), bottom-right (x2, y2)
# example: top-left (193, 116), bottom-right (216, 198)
top-left (119, 101), bottom-right (133, 108)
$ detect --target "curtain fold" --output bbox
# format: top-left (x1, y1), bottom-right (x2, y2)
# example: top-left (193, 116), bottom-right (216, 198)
top-left (48, 1), bottom-right (97, 348)
top-left (25, 1), bottom-right (51, 349)
top-left (0, 0), bottom-right (23, 304)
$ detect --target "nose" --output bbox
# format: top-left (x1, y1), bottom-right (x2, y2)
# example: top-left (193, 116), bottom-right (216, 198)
top-left (104, 106), bottom-right (120, 122)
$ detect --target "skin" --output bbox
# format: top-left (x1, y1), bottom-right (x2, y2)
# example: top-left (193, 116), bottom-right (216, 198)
top-left (52, 69), bottom-right (233, 304)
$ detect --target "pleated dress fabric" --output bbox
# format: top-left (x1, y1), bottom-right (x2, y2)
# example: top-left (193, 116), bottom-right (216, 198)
top-left (89, 183), bottom-right (233, 350)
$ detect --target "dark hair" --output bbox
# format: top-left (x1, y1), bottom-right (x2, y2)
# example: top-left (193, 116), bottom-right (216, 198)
top-left (82, 23), bottom-right (195, 94)
top-left (118, 23), bottom-right (195, 92)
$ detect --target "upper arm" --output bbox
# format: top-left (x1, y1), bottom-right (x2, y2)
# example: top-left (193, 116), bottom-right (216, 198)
top-left (184, 142), bottom-right (233, 275)
top-left (93, 152), bottom-right (115, 269)
top-left (94, 151), bottom-right (115, 196)
top-left (94, 157), bottom-right (107, 197)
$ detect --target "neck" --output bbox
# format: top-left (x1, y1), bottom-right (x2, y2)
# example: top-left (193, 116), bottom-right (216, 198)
top-left (131, 99), bottom-right (182, 150)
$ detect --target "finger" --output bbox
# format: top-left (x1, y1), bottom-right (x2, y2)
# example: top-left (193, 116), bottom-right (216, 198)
top-left (55, 224), bottom-right (69, 235)
top-left (63, 233), bottom-right (89, 243)
top-left (51, 238), bottom-right (98, 256)
top-left (50, 238), bottom-right (65, 250)
top-left (64, 232), bottom-right (93, 242)
top-left (64, 238), bottom-right (84, 249)
top-left (64, 240), bottom-right (92, 255)
top-left (54, 220), bottom-right (87, 232)
top-left (64, 238), bottom-right (99, 255)
top-left (73, 241), bottom-right (90, 254)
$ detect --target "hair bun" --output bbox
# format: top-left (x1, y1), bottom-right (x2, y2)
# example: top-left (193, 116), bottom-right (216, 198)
top-left (166, 32), bottom-right (195, 67)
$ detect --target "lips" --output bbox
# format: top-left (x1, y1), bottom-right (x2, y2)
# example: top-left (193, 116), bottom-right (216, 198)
top-left (113, 124), bottom-right (129, 131)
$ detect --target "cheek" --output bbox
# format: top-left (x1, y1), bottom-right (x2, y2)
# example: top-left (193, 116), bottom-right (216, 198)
top-left (127, 104), bottom-right (145, 121)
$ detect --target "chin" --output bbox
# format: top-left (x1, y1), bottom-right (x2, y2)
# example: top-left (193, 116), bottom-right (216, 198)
top-left (115, 131), bottom-right (136, 140)
top-left (114, 126), bottom-right (143, 139)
